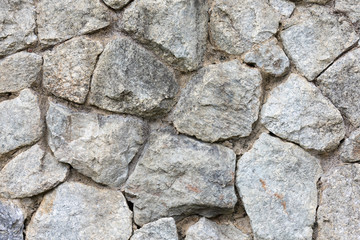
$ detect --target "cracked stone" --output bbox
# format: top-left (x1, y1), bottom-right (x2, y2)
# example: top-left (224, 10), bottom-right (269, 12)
top-left (131, 218), bottom-right (178, 240)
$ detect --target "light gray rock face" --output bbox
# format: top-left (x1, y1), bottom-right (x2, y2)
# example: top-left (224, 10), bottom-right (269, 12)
top-left (121, 0), bottom-right (208, 72)
top-left (209, 0), bottom-right (281, 55)
top-left (269, 0), bottom-right (295, 17)
top-left (0, 199), bottom-right (24, 240)
top-left (261, 73), bottom-right (345, 152)
top-left (37, 0), bottom-right (110, 46)
top-left (26, 182), bottom-right (133, 240)
top-left (103, 0), bottom-right (131, 9)
top-left (280, 5), bottom-right (358, 80)
top-left (0, 89), bottom-right (43, 156)
top-left (0, 0), bottom-right (37, 56)
top-left (124, 130), bottom-right (237, 226)
top-left (172, 60), bottom-right (262, 142)
top-left (317, 164), bottom-right (360, 240)
top-left (236, 133), bottom-right (322, 240)
top-left (46, 101), bottom-right (147, 188)
top-left (335, 0), bottom-right (360, 24)
top-left (89, 38), bottom-right (178, 117)
top-left (43, 37), bottom-right (103, 104)
top-left (339, 128), bottom-right (360, 163)
top-left (131, 218), bottom-right (178, 240)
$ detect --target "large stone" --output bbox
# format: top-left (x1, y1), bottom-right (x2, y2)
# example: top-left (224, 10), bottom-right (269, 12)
top-left (103, 0), bottom-right (131, 9)
top-left (131, 218), bottom-right (178, 240)
top-left (280, 5), bottom-right (358, 80)
top-left (261, 73), bottom-right (345, 152)
top-left (236, 133), bottom-right (322, 240)
top-left (89, 38), bottom-right (178, 117)
top-left (172, 60), bottom-right (262, 142)
top-left (269, 0), bottom-right (295, 17)
top-left (335, 0), bottom-right (360, 24)
top-left (26, 182), bottom-right (133, 240)
top-left (317, 164), bottom-right (360, 240)
top-left (0, 199), bottom-right (24, 240)
top-left (46, 101), bottom-right (147, 188)
top-left (43, 37), bottom-right (103, 104)
top-left (124, 130), bottom-right (237, 226)
top-left (121, 0), bottom-right (208, 72)
top-left (0, 0), bottom-right (37, 56)
top-left (37, 0), bottom-right (110, 46)
top-left (0, 89), bottom-right (43, 155)
top-left (339, 128), bottom-right (360, 163)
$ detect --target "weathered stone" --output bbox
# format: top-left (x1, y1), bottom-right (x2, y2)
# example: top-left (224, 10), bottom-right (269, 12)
top-left (243, 38), bottom-right (290, 77)
top-left (269, 0), bottom-right (295, 17)
top-left (280, 5), bottom-right (358, 80)
top-left (261, 73), bottom-right (345, 152)
top-left (131, 218), bottom-right (178, 240)
top-left (43, 37), bottom-right (103, 104)
top-left (209, 0), bottom-right (281, 55)
top-left (172, 60), bottom-right (262, 142)
top-left (26, 182), bottom-right (133, 240)
top-left (46, 101), bottom-right (147, 188)
top-left (125, 130), bottom-right (237, 226)
top-left (89, 38), bottom-right (178, 117)
top-left (335, 0), bottom-right (360, 24)
top-left (121, 0), bottom-right (208, 71)
top-left (0, 0), bottom-right (37, 56)
top-left (0, 199), bottom-right (24, 240)
top-left (339, 128), bottom-right (360, 163)
top-left (0, 89), bottom-right (43, 156)
top-left (302, 0), bottom-right (330, 4)
top-left (103, 0), bottom-right (131, 10)
top-left (317, 164), bottom-right (360, 240)
top-left (37, 0), bottom-right (110, 46)
top-left (236, 133), bottom-right (322, 240)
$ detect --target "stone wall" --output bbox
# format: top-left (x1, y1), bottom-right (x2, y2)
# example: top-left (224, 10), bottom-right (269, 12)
top-left (0, 0), bottom-right (359, 239)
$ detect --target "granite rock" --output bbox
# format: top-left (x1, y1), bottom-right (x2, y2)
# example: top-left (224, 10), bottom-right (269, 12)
top-left (131, 218), bottom-right (178, 240)
top-left (0, 199), bottom-right (25, 240)
top-left (335, 0), bottom-right (360, 24)
top-left (339, 128), bottom-right (360, 163)
top-left (269, 0), bottom-right (295, 17)
top-left (103, 0), bottom-right (131, 10)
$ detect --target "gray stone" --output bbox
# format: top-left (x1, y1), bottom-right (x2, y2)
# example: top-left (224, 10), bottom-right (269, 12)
top-left (280, 5), bottom-right (358, 80)
top-left (269, 0), bottom-right (295, 17)
top-left (103, 0), bottom-right (131, 10)
top-left (236, 133), bottom-right (322, 240)
top-left (131, 218), bottom-right (178, 240)
top-left (172, 60), bottom-right (262, 142)
top-left (43, 37), bottom-right (103, 104)
top-left (335, 0), bottom-right (360, 24)
top-left (121, 0), bottom-right (208, 72)
top-left (339, 128), bottom-right (360, 163)
top-left (37, 0), bottom-right (110, 46)
top-left (0, 199), bottom-right (24, 240)
top-left (89, 38), bottom-right (178, 118)
top-left (124, 130), bottom-right (237, 226)
top-left (46, 101), bottom-right (147, 188)
top-left (26, 182), bottom-right (133, 240)
top-left (261, 73), bottom-right (345, 152)
top-left (0, 89), bottom-right (43, 156)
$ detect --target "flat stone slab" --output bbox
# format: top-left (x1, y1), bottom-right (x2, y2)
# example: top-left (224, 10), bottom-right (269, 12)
top-left (131, 218), bottom-right (178, 240)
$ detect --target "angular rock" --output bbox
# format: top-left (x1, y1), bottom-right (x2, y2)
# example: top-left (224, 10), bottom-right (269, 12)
top-left (0, 199), bottom-right (24, 240)
top-left (236, 133), bottom-right (322, 240)
top-left (269, 0), bottom-right (295, 17)
top-left (121, 0), bottom-right (208, 71)
top-left (89, 38), bottom-right (178, 117)
top-left (0, 89), bottom-right (43, 155)
top-left (125, 130), bottom-right (237, 226)
top-left (280, 5), bottom-right (358, 80)
top-left (46, 101), bottom-right (147, 188)
top-left (103, 0), bottom-right (131, 10)
top-left (209, 0), bottom-right (281, 55)
top-left (43, 37), bottom-right (103, 104)
top-left (26, 182), bottom-right (133, 240)
top-left (261, 73), bottom-right (345, 152)
top-left (131, 218), bottom-right (178, 240)
top-left (172, 60), bottom-right (262, 142)
top-left (339, 128), bottom-right (360, 163)
top-left (335, 0), bottom-right (360, 24)
top-left (37, 0), bottom-right (110, 45)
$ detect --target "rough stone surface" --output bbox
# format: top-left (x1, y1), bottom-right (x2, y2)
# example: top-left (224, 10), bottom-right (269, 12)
top-left (37, 0), bottom-right (110, 46)
top-left (43, 37), bottom-right (103, 104)
top-left (335, 0), bottom-right (360, 24)
top-left (46, 101), bottom-right (147, 188)
top-left (26, 182), bottom-right (133, 240)
top-left (339, 128), bottom-right (360, 163)
top-left (103, 0), bottom-right (131, 10)
top-left (0, 89), bottom-right (43, 156)
top-left (269, 0), bottom-right (295, 17)
top-left (0, 198), bottom-right (24, 240)
top-left (89, 38), bottom-right (178, 117)
top-left (280, 5), bottom-right (358, 80)
top-left (131, 218), bottom-right (178, 240)
top-left (172, 60), bottom-right (262, 142)
top-left (121, 0), bottom-right (208, 72)
top-left (261, 73), bottom-right (345, 152)
top-left (317, 164), bottom-right (360, 240)
top-left (236, 133), bottom-right (322, 240)
top-left (125, 130), bottom-right (237, 226)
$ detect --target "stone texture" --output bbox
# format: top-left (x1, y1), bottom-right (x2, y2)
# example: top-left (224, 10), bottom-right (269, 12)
top-left (131, 218), bottom-right (178, 240)
top-left (26, 182), bottom-right (133, 240)
top-left (280, 5), bottom-right (358, 80)
top-left (209, 0), bottom-right (281, 55)
top-left (339, 128), bottom-right (360, 163)
top-left (121, 0), bottom-right (208, 72)
top-left (317, 164), bottom-right (360, 240)
top-left (172, 60), bottom-right (262, 142)
top-left (335, 0), bottom-right (360, 24)
top-left (103, 0), bottom-right (131, 10)
top-left (124, 130), bottom-right (237, 226)
top-left (46, 101), bottom-right (147, 188)
top-left (37, 0), bottom-right (110, 46)
top-left (269, 0), bottom-right (295, 17)
top-left (0, 89), bottom-right (43, 156)
top-left (0, 198), bottom-right (24, 240)
top-left (236, 133), bottom-right (322, 240)
top-left (89, 38), bottom-right (178, 117)
top-left (261, 73), bottom-right (345, 152)
top-left (43, 37), bottom-right (103, 104)
top-left (0, 0), bottom-right (37, 56)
